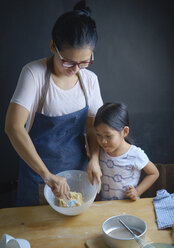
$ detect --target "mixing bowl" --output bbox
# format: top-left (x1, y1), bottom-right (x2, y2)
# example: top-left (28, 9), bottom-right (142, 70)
top-left (102, 215), bottom-right (147, 248)
top-left (44, 170), bottom-right (98, 216)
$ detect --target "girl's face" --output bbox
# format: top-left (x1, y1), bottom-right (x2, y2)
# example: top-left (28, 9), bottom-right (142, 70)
top-left (95, 123), bottom-right (129, 157)
top-left (50, 41), bottom-right (93, 77)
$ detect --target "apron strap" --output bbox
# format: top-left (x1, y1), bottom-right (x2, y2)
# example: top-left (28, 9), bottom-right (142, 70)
top-left (37, 58), bottom-right (88, 113)
top-left (37, 57), bottom-right (53, 113)
top-left (78, 71), bottom-right (88, 106)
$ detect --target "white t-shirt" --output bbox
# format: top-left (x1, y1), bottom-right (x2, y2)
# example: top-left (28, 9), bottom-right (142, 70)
top-left (11, 58), bottom-right (103, 132)
top-left (99, 145), bottom-right (149, 200)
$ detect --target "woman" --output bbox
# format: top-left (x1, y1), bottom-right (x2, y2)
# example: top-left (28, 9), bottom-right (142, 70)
top-left (5, 0), bottom-right (103, 206)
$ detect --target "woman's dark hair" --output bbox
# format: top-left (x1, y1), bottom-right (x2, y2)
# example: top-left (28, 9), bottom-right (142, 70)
top-left (52, 0), bottom-right (98, 51)
top-left (94, 102), bottom-right (132, 144)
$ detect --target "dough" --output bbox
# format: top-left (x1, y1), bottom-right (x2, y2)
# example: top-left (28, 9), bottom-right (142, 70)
top-left (58, 191), bottom-right (84, 207)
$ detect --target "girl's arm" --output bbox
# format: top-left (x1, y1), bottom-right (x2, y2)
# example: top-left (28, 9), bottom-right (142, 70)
top-left (5, 103), bottom-right (70, 198)
top-left (85, 116), bottom-right (102, 192)
top-left (125, 161), bottom-right (159, 200)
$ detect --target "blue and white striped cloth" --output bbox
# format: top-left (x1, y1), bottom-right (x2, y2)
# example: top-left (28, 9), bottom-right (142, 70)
top-left (153, 189), bottom-right (174, 229)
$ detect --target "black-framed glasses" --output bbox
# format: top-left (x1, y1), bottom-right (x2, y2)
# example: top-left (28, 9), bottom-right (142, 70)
top-left (55, 46), bottom-right (94, 69)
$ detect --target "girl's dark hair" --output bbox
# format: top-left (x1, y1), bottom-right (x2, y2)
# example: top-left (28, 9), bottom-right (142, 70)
top-left (52, 0), bottom-right (98, 51)
top-left (94, 102), bottom-right (132, 144)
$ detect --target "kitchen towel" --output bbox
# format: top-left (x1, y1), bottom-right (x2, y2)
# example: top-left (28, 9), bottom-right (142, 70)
top-left (153, 189), bottom-right (174, 229)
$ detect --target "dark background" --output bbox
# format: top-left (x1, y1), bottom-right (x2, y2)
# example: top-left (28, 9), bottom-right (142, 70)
top-left (0, 0), bottom-right (174, 205)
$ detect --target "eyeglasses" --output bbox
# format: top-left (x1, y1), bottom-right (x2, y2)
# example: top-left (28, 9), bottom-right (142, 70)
top-left (55, 46), bottom-right (94, 69)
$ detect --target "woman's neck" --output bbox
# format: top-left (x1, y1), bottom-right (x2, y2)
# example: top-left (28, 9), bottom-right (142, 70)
top-left (51, 59), bottom-right (78, 90)
top-left (51, 72), bottom-right (78, 90)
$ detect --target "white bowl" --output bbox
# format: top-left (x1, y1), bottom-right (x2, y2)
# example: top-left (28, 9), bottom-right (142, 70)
top-left (102, 215), bottom-right (147, 248)
top-left (44, 170), bottom-right (98, 216)
top-left (0, 234), bottom-right (30, 248)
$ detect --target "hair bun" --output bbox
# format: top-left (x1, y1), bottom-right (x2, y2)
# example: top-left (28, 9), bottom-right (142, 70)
top-left (73, 0), bottom-right (91, 17)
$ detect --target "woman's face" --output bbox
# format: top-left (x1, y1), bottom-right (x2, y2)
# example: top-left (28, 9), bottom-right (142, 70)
top-left (51, 41), bottom-right (93, 77)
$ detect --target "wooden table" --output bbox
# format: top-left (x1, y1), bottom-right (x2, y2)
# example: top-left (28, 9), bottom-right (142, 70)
top-left (0, 198), bottom-right (173, 248)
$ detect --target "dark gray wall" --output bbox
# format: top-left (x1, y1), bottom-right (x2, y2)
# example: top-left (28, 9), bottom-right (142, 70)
top-left (1, 0), bottom-right (174, 182)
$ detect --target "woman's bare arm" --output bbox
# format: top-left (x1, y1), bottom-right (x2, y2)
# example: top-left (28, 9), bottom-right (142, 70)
top-left (5, 103), bottom-right (50, 177)
top-left (5, 103), bottom-right (70, 198)
top-left (85, 116), bottom-right (102, 191)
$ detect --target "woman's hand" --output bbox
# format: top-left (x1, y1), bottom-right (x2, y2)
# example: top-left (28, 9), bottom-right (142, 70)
top-left (85, 117), bottom-right (102, 193)
top-left (125, 185), bottom-right (138, 201)
top-left (43, 173), bottom-right (70, 199)
top-left (86, 158), bottom-right (102, 193)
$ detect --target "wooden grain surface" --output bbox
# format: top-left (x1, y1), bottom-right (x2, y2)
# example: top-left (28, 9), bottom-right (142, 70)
top-left (0, 198), bottom-right (173, 248)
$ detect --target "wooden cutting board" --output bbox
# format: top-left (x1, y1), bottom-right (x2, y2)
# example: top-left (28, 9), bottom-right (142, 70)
top-left (172, 224), bottom-right (174, 244)
top-left (85, 236), bottom-right (108, 248)
top-left (85, 235), bottom-right (154, 248)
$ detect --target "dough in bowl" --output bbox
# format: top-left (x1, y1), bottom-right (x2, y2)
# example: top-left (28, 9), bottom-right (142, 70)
top-left (58, 192), bottom-right (83, 207)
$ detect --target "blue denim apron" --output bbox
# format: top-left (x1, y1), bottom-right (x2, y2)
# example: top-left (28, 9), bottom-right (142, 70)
top-left (16, 58), bottom-right (89, 206)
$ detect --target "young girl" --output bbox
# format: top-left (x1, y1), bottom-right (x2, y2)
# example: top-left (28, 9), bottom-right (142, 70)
top-left (94, 102), bottom-right (159, 201)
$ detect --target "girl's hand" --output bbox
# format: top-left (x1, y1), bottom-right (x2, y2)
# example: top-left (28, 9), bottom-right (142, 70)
top-left (125, 185), bottom-right (138, 201)
top-left (86, 158), bottom-right (102, 193)
top-left (44, 173), bottom-right (70, 199)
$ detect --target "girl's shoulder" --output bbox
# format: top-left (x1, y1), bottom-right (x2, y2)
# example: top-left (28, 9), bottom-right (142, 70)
top-left (128, 145), bottom-right (147, 156)
top-left (128, 145), bottom-right (149, 169)
top-left (129, 145), bottom-right (144, 153)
